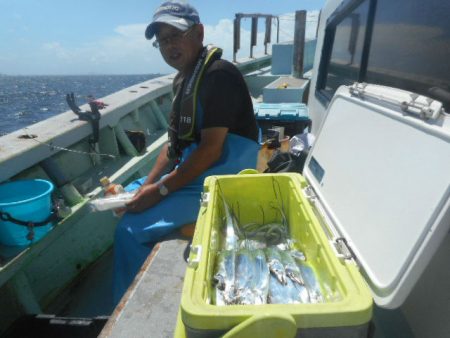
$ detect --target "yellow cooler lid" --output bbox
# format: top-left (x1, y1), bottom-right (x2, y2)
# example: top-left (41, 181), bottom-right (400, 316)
top-left (304, 83), bottom-right (450, 309)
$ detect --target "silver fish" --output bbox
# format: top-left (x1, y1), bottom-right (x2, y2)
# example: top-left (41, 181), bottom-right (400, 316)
top-left (252, 249), bottom-right (270, 304)
top-left (268, 273), bottom-right (309, 304)
top-left (268, 274), bottom-right (289, 304)
top-left (265, 246), bottom-right (287, 285)
top-left (290, 249), bottom-right (307, 262)
top-left (222, 199), bottom-right (239, 251)
top-left (234, 248), bottom-right (255, 305)
top-left (266, 247), bottom-right (310, 304)
top-left (239, 239), bottom-right (266, 250)
top-left (279, 250), bottom-right (305, 286)
top-left (284, 278), bottom-right (309, 303)
top-left (213, 250), bottom-right (236, 306)
top-left (276, 240), bottom-right (307, 262)
top-left (298, 263), bottom-right (324, 303)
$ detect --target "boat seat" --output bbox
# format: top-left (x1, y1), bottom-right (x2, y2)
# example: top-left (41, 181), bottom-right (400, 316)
top-left (100, 238), bottom-right (188, 337)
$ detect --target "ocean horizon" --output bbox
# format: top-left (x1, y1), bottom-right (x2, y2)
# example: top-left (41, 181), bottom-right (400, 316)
top-left (0, 74), bottom-right (163, 136)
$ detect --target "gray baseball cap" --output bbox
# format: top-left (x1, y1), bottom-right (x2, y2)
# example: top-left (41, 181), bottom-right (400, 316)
top-left (145, 1), bottom-right (200, 40)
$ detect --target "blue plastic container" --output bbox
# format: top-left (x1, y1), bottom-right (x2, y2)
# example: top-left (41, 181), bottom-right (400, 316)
top-left (0, 179), bottom-right (54, 246)
top-left (254, 102), bottom-right (310, 140)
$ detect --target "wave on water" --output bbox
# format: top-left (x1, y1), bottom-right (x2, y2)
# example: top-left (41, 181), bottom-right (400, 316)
top-left (0, 74), bottom-right (162, 136)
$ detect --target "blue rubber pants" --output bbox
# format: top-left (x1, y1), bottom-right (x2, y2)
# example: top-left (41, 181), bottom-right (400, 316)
top-left (113, 134), bottom-right (259, 304)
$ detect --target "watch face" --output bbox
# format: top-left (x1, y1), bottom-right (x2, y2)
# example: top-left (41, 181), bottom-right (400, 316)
top-left (159, 184), bottom-right (169, 196)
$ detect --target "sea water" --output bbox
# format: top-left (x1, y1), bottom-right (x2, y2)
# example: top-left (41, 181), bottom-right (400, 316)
top-left (0, 74), bottom-right (161, 136)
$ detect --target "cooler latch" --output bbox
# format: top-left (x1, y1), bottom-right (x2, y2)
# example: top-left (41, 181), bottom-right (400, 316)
top-left (200, 192), bottom-right (210, 207)
top-left (303, 185), bottom-right (357, 262)
top-left (187, 244), bottom-right (202, 269)
top-left (303, 185), bottom-right (316, 201)
top-left (302, 185), bottom-right (335, 241)
top-left (331, 237), bottom-right (356, 261)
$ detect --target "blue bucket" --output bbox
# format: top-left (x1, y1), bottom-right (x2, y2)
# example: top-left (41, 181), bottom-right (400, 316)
top-left (0, 179), bottom-right (54, 246)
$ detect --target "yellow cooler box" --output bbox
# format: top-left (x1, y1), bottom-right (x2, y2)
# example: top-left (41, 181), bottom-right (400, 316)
top-left (178, 173), bottom-right (372, 338)
top-left (176, 84), bottom-right (450, 338)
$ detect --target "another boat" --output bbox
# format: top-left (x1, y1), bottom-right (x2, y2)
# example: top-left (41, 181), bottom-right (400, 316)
top-left (1, 0), bottom-right (449, 337)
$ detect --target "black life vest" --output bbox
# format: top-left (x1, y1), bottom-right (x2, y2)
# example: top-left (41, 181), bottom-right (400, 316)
top-left (167, 45), bottom-right (223, 159)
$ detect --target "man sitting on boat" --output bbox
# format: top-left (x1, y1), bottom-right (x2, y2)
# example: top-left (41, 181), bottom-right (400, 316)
top-left (113, 1), bottom-right (260, 303)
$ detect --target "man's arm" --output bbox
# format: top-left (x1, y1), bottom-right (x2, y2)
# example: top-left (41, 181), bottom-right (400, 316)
top-left (126, 127), bottom-right (228, 212)
top-left (143, 143), bottom-right (172, 185)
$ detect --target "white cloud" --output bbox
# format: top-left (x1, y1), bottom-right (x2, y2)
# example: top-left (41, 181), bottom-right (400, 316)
top-left (9, 11), bottom-right (319, 75)
top-left (42, 42), bottom-right (73, 60)
top-left (35, 24), bottom-right (170, 75)
top-left (114, 24), bottom-right (147, 38)
top-left (203, 19), bottom-right (236, 61)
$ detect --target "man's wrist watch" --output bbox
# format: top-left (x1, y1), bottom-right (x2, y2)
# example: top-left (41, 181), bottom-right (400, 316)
top-left (158, 182), bottom-right (169, 196)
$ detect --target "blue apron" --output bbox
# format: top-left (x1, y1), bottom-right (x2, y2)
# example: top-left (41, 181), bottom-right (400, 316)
top-left (113, 133), bottom-right (259, 303)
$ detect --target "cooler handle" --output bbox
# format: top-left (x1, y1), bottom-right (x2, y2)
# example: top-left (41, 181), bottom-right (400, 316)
top-left (222, 313), bottom-right (297, 338)
top-left (187, 245), bottom-right (202, 269)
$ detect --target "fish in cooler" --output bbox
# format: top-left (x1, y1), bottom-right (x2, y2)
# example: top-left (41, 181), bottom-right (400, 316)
top-left (213, 250), bottom-right (236, 306)
top-left (265, 246), bottom-right (287, 285)
top-left (252, 248), bottom-right (270, 304)
top-left (234, 248), bottom-right (256, 305)
top-left (298, 263), bottom-right (324, 303)
top-left (278, 249), bottom-right (305, 286)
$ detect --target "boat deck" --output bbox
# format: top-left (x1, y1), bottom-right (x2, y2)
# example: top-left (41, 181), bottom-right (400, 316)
top-left (99, 236), bottom-right (190, 338)
top-left (45, 248), bottom-right (115, 318)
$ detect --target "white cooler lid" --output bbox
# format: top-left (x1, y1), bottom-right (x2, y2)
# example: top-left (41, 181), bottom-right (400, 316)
top-left (304, 84), bottom-right (450, 308)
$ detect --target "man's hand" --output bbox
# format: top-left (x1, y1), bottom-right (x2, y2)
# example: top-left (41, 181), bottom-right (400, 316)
top-left (120, 128), bottom-right (227, 214)
top-left (125, 184), bottom-right (163, 213)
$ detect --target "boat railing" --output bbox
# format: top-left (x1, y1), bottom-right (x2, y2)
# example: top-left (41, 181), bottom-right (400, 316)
top-left (0, 56), bottom-right (272, 186)
top-left (0, 75), bottom-right (174, 183)
top-left (233, 13), bottom-right (279, 62)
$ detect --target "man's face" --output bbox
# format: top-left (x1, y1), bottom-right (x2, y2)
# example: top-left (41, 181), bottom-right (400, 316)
top-left (155, 23), bottom-right (204, 73)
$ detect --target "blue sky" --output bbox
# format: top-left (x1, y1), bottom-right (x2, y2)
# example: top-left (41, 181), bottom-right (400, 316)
top-left (0, 0), bottom-right (325, 75)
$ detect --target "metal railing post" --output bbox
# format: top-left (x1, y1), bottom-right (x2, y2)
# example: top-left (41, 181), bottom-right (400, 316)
top-left (232, 13), bottom-right (278, 61)
top-left (293, 10), bottom-right (306, 78)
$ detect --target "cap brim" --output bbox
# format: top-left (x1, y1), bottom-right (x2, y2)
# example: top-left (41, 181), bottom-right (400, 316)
top-left (145, 15), bottom-right (192, 40)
